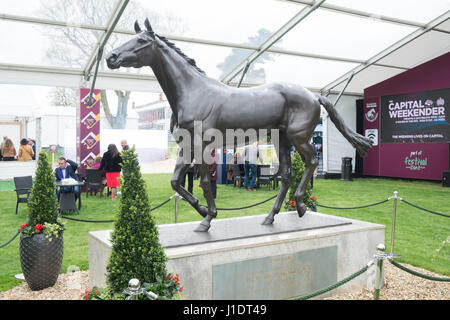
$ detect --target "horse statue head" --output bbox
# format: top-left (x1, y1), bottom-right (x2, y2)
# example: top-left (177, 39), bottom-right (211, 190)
top-left (106, 18), bottom-right (156, 69)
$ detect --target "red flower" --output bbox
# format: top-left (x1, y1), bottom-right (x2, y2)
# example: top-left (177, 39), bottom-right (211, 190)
top-left (289, 201), bottom-right (296, 207)
top-left (20, 222), bottom-right (28, 231)
top-left (180, 286), bottom-right (183, 292)
top-left (34, 224), bottom-right (45, 234)
top-left (310, 196), bottom-right (317, 201)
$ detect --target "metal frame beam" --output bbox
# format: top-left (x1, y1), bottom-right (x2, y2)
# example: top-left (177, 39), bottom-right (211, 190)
top-left (0, 12), bottom-right (408, 71)
top-left (320, 11), bottom-right (450, 95)
top-left (284, 0), bottom-right (450, 34)
top-left (83, 0), bottom-right (129, 80)
top-left (220, 0), bottom-right (327, 84)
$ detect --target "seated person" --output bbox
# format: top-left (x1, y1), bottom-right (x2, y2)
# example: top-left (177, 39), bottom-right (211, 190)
top-left (87, 156), bottom-right (106, 196)
top-left (55, 157), bottom-right (81, 200)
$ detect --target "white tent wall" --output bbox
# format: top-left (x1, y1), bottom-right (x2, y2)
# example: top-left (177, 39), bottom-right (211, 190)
top-left (322, 93), bottom-right (361, 174)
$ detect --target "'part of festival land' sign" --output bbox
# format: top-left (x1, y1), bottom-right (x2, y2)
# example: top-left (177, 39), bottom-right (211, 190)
top-left (380, 88), bottom-right (449, 143)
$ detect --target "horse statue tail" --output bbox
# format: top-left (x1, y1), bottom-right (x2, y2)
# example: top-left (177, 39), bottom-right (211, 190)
top-left (317, 95), bottom-right (373, 157)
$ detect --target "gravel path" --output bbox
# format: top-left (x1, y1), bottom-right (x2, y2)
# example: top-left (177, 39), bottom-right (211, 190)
top-left (0, 262), bottom-right (448, 300)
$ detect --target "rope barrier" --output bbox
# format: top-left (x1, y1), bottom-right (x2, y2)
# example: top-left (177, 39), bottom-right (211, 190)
top-left (60, 215), bottom-right (115, 223)
top-left (0, 229), bottom-right (20, 248)
top-left (388, 259), bottom-right (450, 282)
top-left (58, 197), bottom-right (173, 223)
top-left (316, 198), bottom-right (390, 210)
top-left (151, 197), bottom-right (173, 211)
top-left (294, 263), bottom-right (371, 300)
top-left (216, 194), bottom-right (278, 211)
top-left (399, 199), bottom-right (450, 218)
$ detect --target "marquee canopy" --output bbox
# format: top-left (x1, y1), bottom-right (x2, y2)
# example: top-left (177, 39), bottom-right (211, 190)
top-left (0, 0), bottom-right (449, 95)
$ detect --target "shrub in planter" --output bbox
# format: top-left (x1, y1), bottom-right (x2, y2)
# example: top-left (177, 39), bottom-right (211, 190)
top-left (285, 151), bottom-right (316, 211)
top-left (105, 148), bottom-right (174, 297)
top-left (19, 152), bottom-right (64, 291)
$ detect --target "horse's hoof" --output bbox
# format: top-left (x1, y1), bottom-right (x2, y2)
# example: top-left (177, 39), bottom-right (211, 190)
top-left (194, 222), bottom-right (210, 232)
top-left (262, 217), bottom-right (274, 225)
top-left (297, 203), bottom-right (307, 218)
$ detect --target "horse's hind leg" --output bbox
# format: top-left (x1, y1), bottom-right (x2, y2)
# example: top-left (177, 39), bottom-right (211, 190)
top-left (194, 163), bottom-right (217, 232)
top-left (262, 134), bottom-right (294, 225)
top-left (291, 141), bottom-right (318, 217)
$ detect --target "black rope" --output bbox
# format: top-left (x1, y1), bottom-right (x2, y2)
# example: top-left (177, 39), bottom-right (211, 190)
top-left (316, 199), bottom-right (389, 210)
top-left (151, 197), bottom-right (173, 211)
top-left (0, 229), bottom-right (20, 248)
top-left (60, 215), bottom-right (114, 223)
top-left (215, 194), bottom-right (277, 211)
top-left (400, 199), bottom-right (450, 218)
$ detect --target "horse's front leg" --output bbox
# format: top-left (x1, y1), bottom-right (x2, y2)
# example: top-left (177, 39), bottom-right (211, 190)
top-left (194, 163), bottom-right (217, 232)
top-left (170, 152), bottom-right (208, 218)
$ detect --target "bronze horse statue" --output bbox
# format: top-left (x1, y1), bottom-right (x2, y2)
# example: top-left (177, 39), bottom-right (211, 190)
top-left (106, 19), bottom-right (373, 232)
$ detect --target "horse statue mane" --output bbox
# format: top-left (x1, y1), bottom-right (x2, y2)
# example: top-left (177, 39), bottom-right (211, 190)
top-left (155, 35), bottom-right (206, 75)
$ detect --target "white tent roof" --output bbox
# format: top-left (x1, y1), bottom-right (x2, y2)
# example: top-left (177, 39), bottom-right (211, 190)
top-left (0, 0), bottom-right (448, 96)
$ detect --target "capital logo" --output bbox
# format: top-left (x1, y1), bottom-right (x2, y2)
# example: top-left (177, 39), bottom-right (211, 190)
top-left (81, 91), bottom-right (101, 109)
top-left (365, 108), bottom-right (378, 122)
top-left (81, 132), bottom-right (100, 150)
top-left (81, 111), bottom-right (100, 129)
top-left (81, 152), bottom-right (98, 167)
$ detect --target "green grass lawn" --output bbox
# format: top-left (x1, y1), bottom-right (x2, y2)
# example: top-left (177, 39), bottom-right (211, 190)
top-left (0, 175), bottom-right (449, 292)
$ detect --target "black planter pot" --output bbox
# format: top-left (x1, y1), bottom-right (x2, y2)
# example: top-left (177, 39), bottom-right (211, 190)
top-left (19, 233), bottom-right (64, 291)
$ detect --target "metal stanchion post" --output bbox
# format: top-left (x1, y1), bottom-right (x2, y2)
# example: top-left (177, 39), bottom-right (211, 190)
top-left (374, 243), bottom-right (385, 300)
top-left (174, 192), bottom-right (179, 223)
top-left (389, 191), bottom-right (399, 253)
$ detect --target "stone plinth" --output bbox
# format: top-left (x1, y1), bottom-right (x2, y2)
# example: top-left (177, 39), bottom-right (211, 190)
top-left (89, 211), bottom-right (384, 299)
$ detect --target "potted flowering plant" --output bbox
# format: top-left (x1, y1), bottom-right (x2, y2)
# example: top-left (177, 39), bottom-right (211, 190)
top-left (19, 152), bottom-right (65, 291)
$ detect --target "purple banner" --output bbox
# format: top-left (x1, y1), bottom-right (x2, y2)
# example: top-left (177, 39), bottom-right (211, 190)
top-left (76, 88), bottom-right (101, 173)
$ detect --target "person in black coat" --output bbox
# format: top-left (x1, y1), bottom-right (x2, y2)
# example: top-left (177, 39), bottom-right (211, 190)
top-left (99, 144), bottom-right (123, 200)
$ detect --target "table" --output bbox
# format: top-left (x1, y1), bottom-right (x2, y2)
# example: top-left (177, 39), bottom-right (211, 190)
top-left (56, 181), bottom-right (85, 213)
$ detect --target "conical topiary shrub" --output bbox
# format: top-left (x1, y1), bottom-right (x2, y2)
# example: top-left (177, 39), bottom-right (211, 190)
top-left (106, 148), bottom-right (168, 294)
top-left (20, 152), bottom-right (64, 291)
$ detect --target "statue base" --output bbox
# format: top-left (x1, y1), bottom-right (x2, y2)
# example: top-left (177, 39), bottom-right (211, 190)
top-left (89, 211), bottom-right (384, 299)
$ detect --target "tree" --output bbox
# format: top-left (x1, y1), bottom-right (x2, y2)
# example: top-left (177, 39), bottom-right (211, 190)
top-left (37, 0), bottom-right (186, 128)
top-left (27, 152), bottom-right (59, 227)
top-left (106, 148), bottom-right (168, 293)
top-left (217, 28), bottom-right (282, 84)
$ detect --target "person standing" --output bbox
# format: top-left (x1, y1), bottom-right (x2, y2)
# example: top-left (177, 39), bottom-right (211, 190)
top-left (244, 142), bottom-right (264, 191)
top-left (28, 139), bottom-right (36, 160)
top-left (18, 138), bottom-right (34, 161)
top-left (121, 139), bottom-right (130, 151)
top-left (1, 138), bottom-right (16, 161)
top-left (181, 163), bottom-right (195, 194)
top-left (99, 144), bottom-right (123, 200)
top-left (210, 149), bottom-right (218, 199)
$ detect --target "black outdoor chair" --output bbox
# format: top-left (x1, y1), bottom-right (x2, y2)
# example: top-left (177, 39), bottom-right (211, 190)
top-left (256, 165), bottom-right (272, 190)
top-left (14, 176), bottom-right (33, 214)
top-left (85, 169), bottom-right (106, 198)
top-left (232, 164), bottom-right (244, 188)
